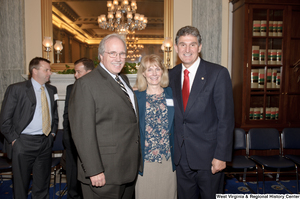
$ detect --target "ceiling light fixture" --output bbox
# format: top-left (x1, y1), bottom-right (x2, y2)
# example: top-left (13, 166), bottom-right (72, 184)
top-left (98, 0), bottom-right (147, 35)
top-left (126, 32), bottom-right (144, 61)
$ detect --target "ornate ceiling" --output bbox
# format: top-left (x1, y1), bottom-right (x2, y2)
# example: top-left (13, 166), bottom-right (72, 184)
top-left (52, 0), bottom-right (164, 42)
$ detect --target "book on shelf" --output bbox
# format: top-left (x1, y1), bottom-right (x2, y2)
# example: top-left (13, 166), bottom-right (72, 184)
top-left (273, 21), bottom-right (278, 36)
top-left (276, 72), bottom-right (281, 88)
top-left (269, 21), bottom-right (273, 36)
top-left (257, 107), bottom-right (279, 120)
top-left (276, 50), bottom-right (282, 65)
top-left (271, 107), bottom-right (276, 119)
top-left (258, 69), bottom-right (265, 88)
top-left (267, 69), bottom-right (272, 88)
top-left (250, 107), bottom-right (264, 120)
top-left (271, 50), bottom-right (277, 65)
top-left (272, 69), bottom-right (277, 88)
top-left (260, 20), bottom-right (267, 36)
top-left (277, 21), bottom-right (283, 36)
top-left (249, 108), bottom-right (254, 120)
top-left (268, 50), bottom-right (272, 64)
top-left (253, 20), bottom-right (261, 36)
top-left (251, 69), bottom-right (259, 88)
top-left (259, 49), bottom-right (265, 64)
top-left (275, 107), bottom-right (279, 120)
top-left (268, 21), bottom-right (283, 37)
top-left (253, 108), bottom-right (260, 120)
top-left (260, 107), bottom-right (264, 120)
top-left (252, 46), bottom-right (259, 64)
top-left (265, 107), bottom-right (271, 120)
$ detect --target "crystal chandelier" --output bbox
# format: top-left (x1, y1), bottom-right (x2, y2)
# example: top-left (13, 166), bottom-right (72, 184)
top-left (98, 0), bottom-right (147, 34)
top-left (126, 33), bottom-right (144, 61)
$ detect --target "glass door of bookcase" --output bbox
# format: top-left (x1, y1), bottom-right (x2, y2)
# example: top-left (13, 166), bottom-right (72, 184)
top-left (248, 7), bottom-right (284, 122)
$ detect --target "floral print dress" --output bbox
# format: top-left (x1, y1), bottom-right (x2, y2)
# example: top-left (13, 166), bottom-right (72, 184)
top-left (144, 92), bottom-right (171, 163)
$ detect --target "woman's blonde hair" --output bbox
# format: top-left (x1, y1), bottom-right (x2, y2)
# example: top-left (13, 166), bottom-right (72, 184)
top-left (136, 54), bottom-right (169, 91)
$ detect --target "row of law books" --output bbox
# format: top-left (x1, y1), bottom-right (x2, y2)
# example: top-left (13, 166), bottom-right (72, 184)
top-left (251, 69), bottom-right (280, 89)
top-left (252, 46), bottom-right (281, 65)
top-left (249, 107), bottom-right (279, 120)
top-left (253, 20), bottom-right (283, 36)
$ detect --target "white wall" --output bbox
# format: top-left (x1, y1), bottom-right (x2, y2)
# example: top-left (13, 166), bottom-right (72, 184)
top-left (25, 0), bottom-right (43, 72)
top-left (173, 0), bottom-right (193, 65)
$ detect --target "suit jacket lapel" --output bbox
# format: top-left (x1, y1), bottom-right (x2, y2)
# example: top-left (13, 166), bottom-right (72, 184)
top-left (172, 65), bottom-right (184, 115)
top-left (120, 73), bottom-right (139, 119)
top-left (164, 88), bottom-right (174, 131)
top-left (136, 91), bottom-right (146, 133)
top-left (25, 80), bottom-right (36, 106)
top-left (185, 60), bottom-right (207, 113)
top-left (97, 67), bottom-right (135, 113)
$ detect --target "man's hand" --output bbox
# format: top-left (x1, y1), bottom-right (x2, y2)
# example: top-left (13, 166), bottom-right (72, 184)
top-left (211, 158), bottom-right (226, 174)
top-left (12, 140), bottom-right (16, 146)
top-left (90, 172), bottom-right (106, 187)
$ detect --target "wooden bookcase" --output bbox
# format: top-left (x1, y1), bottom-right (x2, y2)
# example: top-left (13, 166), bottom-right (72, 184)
top-left (231, 0), bottom-right (300, 131)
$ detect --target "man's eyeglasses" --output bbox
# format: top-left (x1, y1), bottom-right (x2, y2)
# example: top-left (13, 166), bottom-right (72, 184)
top-left (105, 51), bottom-right (126, 59)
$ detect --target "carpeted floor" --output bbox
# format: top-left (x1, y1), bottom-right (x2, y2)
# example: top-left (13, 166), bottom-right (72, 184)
top-left (0, 180), bottom-right (67, 199)
top-left (224, 176), bottom-right (299, 194)
top-left (1, 177), bottom-right (299, 198)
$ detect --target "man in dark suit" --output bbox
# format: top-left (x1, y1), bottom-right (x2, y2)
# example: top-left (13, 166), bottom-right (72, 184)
top-left (0, 57), bottom-right (58, 199)
top-left (168, 26), bottom-right (235, 199)
top-left (63, 58), bottom-right (94, 199)
top-left (68, 33), bottom-right (142, 199)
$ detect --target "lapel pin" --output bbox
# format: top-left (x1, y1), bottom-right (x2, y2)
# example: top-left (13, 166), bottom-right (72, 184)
top-left (201, 77), bottom-right (204, 80)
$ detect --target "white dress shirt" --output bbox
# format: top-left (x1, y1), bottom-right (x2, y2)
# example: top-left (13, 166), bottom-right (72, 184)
top-left (181, 57), bottom-right (201, 91)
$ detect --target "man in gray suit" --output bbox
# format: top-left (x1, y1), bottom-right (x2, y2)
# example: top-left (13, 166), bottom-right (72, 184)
top-left (69, 33), bottom-right (142, 199)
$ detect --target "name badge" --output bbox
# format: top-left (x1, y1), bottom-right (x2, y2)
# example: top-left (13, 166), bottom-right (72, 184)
top-left (54, 94), bottom-right (59, 101)
top-left (166, 99), bottom-right (174, 106)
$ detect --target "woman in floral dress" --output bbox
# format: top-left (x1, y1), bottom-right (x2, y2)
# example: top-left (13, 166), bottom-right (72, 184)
top-left (134, 54), bottom-right (176, 199)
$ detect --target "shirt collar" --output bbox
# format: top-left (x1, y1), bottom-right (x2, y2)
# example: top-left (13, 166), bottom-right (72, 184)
top-left (182, 57), bottom-right (201, 75)
top-left (31, 78), bottom-right (45, 91)
top-left (100, 62), bottom-right (118, 79)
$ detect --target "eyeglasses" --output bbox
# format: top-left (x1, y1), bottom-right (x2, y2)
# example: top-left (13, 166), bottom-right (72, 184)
top-left (105, 51), bottom-right (126, 59)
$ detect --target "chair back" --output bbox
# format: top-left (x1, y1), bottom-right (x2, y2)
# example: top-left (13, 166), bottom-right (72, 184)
top-left (0, 134), bottom-right (4, 152)
top-left (248, 128), bottom-right (280, 150)
top-left (281, 128), bottom-right (300, 149)
top-left (0, 140), bottom-right (3, 152)
top-left (234, 128), bottom-right (247, 150)
top-left (52, 130), bottom-right (64, 151)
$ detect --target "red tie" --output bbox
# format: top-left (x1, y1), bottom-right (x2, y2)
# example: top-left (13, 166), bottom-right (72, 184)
top-left (182, 69), bottom-right (190, 111)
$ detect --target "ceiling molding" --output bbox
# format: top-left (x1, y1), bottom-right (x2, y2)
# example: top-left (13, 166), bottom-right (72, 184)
top-left (52, 0), bottom-right (164, 44)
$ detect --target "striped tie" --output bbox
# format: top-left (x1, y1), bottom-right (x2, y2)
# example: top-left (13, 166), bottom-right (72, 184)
top-left (115, 75), bottom-right (133, 105)
top-left (41, 86), bottom-right (51, 136)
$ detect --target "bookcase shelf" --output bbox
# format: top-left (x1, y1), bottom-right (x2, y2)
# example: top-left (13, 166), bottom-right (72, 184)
top-left (231, 0), bottom-right (300, 131)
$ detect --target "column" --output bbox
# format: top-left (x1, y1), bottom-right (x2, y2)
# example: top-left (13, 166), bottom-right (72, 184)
top-left (192, 0), bottom-right (222, 65)
top-left (0, 0), bottom-right (26, 101)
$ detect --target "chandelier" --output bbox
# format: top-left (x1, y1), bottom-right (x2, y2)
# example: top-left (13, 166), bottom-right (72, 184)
top-left (98, 0), bottom-right (147, 34)
top-left (126, 33), bottom-right (144, 61)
